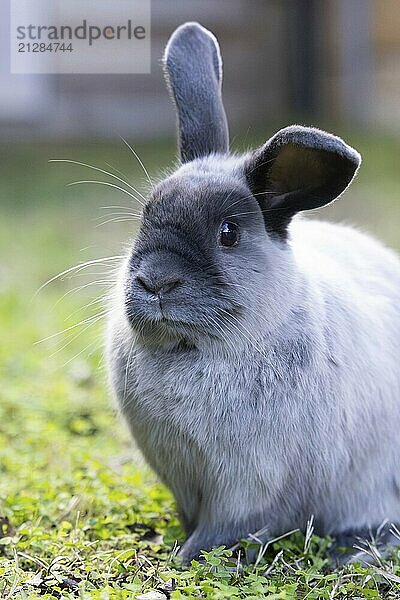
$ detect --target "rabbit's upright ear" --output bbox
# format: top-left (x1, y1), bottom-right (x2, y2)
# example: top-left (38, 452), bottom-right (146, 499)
top-left (244, 126), bottom-right (361, 237)
top-left (163, 22), bottom-right (229, 163)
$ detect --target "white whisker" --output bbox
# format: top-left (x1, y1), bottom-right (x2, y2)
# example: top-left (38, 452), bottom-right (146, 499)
top-left (96, 217), bottom-right (140, 228)
top-left (35, 313), bottom-right (107, 344)
top-left (49, 158), bottom-right (147, 203)
top-left (100, 205), bottom-right (137, 212)
top-left (35, 256), bottom-right (124, 295)
top-left (66, 293), bottom-right (109, 321)
top-left (47, 315), bottom-right (105, 358)
top-left (121, 137), bottom-right (153, 190)
top-left (104, 161), bottom-right (134, 188)
top-left (95, 211), bottom-right (141, 220)
top-left (67, 180), bottom-right (142, 204)
top-left (60, 337), bottom-right (102, 367)
top-left (53, 280), bottom-right (112, 308)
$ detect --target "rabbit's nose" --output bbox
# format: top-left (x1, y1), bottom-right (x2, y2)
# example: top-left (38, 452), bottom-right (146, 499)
top-left (136, 273), bottom-right (182, 296)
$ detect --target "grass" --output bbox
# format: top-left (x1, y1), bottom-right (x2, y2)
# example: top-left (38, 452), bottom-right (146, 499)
top-left (0, 126), bottom-right (400, 598)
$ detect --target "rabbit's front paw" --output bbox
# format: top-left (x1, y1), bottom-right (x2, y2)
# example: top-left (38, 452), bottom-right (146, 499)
top-left (177, 528), bottom-right (231, 565)
top-left (177, 535), bottom-right (206, 565)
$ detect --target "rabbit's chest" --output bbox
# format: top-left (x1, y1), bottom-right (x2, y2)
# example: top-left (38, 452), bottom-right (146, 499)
top-left (124, 345), bottom-right (301, 503)
top-left (129, 348), bottom-right (262, 440)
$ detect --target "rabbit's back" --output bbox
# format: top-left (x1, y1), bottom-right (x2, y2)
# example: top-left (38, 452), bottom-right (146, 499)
top-left (291, 218), bottom-right (400, 369)
top-left (290, 217), bottom-right (400, 408)
top-left (291, 217), bottom-right (400, 298)
top-left (287, 218), bottom-right (400, 530)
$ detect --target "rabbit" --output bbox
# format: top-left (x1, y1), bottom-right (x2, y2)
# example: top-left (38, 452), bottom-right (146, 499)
top-left (106, 22), bottom-right (400, 565)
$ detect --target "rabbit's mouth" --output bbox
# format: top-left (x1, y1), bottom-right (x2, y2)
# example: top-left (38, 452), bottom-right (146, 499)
top-left (125, 291), bottom-right (244, 350)
top-left (125, 289), bottom-right (193, 334)
top-left (128, 311), bottom-right (202, 348)
top-left (129, 307), bottom-right (199, 338)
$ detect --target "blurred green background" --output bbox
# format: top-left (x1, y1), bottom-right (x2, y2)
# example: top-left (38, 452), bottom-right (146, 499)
top-left (1, 0), bottom-right (400, 595)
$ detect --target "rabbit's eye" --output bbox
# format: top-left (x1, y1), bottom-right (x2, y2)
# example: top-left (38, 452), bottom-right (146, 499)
top-left (219, 221), bottom-right (239, 247)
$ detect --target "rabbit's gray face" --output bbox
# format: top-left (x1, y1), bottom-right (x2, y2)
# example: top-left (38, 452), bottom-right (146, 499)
top-left (124, 164), bottom-right (271, 346)
top-left (122, 21), bottom-right (361, 349)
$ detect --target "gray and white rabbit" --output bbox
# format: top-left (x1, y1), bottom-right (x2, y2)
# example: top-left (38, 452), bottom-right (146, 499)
top-left (107, 22), bottom-right (400, 564)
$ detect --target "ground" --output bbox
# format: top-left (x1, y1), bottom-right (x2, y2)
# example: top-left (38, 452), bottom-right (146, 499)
top-left (0, 127), bottom-right (400, 598)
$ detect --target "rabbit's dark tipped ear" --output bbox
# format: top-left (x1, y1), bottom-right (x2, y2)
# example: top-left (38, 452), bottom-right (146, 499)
top-left (244, 126), bottom-right (361, 238)
top-left (163, 22), bottom-right (229, 163)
